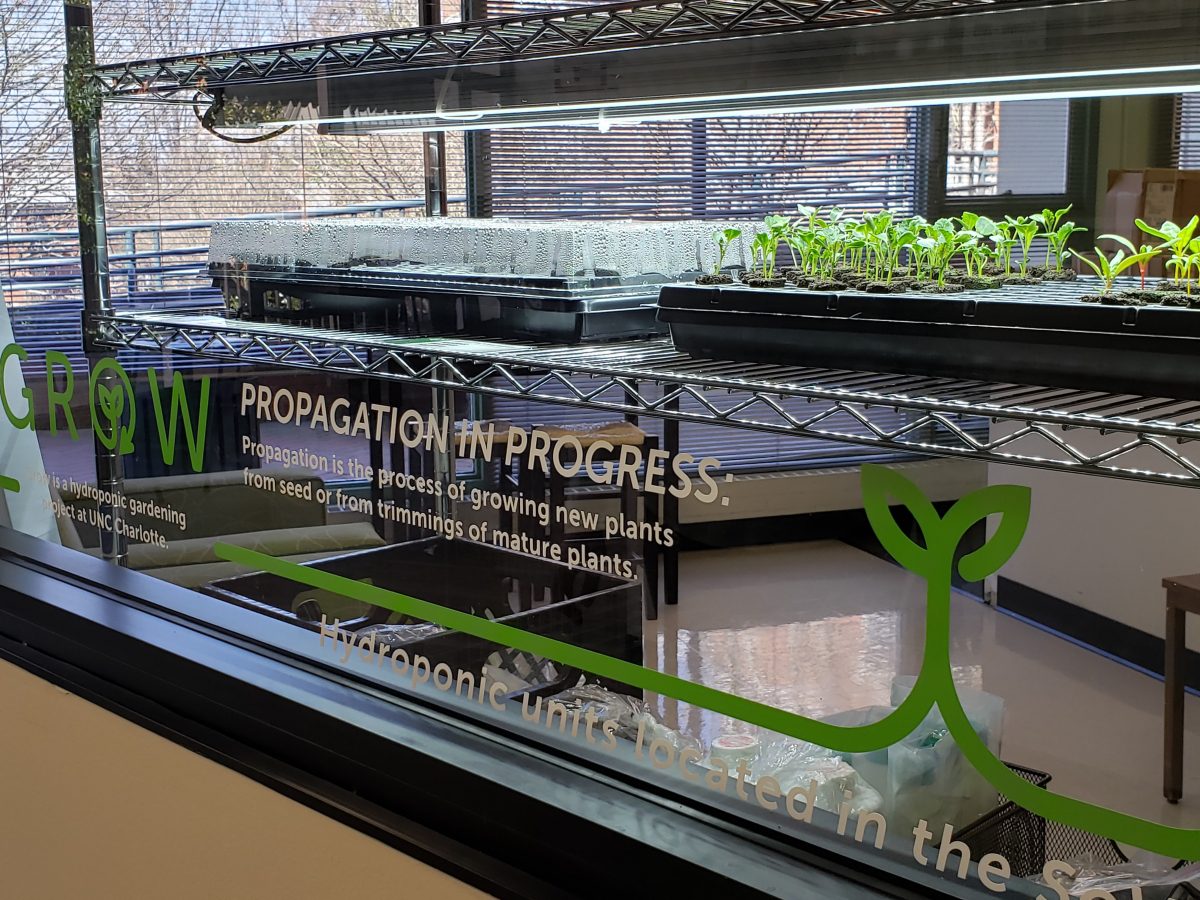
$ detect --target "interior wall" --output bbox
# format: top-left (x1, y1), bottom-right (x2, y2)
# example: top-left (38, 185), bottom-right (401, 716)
top-left (0, 659), bottom-right (490, 900)
top-left (989, 430), bottom-right (1200, 652)
top-left (989, 96), bottom-right (1191, 651)
top-left (1093, 94), bottom-right (1174, 224)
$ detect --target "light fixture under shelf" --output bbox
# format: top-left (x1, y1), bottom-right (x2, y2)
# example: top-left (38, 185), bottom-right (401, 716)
top-left (93, 0), bottom-right (1200, 132)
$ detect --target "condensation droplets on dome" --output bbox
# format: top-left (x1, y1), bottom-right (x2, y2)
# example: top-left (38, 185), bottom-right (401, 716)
top-left (208, 218), bottom-right (761, 279)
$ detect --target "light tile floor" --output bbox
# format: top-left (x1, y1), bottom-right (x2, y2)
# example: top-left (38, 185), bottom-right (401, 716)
top-left (643, 539), bottom-right (1200, 829)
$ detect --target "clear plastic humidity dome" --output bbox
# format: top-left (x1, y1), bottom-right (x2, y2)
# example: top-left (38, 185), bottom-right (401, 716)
top-left (208, 217), bottom-right (758, 281)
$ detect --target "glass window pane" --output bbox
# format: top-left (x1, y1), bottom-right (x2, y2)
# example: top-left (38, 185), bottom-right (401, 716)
top-left (7, 1), bottom-right (1200, 897)
top-left (948, 99), bottom-right (1071, 198)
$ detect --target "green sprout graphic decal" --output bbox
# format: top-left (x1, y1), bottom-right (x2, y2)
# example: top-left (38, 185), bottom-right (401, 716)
top-left (89, 357), bottom-right (136, 454)
top-left (215, 465), bottom-right (1200, 859)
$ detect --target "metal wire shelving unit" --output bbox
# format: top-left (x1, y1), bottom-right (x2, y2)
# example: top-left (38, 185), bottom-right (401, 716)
top-left (94, 309), bottom-right (1200, 489)
top-left (88, 0), bottom-right (1048, 101)
top-left (63, 0), bottom-right (1200, 579)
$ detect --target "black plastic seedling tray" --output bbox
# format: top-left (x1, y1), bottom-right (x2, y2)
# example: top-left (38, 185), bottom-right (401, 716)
top-left (658, 279), bottom-right (1200, 398)
top-left (206, 537), bottom-right (642, 694)
top-left (212, 262), bottom-right (666, 343)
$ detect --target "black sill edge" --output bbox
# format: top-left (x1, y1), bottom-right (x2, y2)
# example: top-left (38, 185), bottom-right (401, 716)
top-left (997, 576), bottom-right (1200, 690)
top-left (0, 529), bottom-right (961, 900)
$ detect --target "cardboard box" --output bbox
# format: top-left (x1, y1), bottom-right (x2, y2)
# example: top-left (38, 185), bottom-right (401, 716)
top-left (1101, 168), bottom-right (1200, 274)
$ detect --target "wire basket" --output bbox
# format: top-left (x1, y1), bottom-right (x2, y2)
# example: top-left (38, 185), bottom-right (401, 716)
top-left (954, 763), bottom-right (1126, 879)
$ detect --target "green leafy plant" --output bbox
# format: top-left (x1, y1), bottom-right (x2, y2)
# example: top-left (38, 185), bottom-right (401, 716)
top-left (1042, 221), bottom-right (1086, 273)
top-left (1165, 236), bottom-right (1200, 295)
top-left (1101, 235), bottom-right (1161, 290)
top-left (1004, 215), bottom-right (1041, 277)
top-left (1072, 243), bottom-right (1158, 295)
top-left (1136, 216), bottom-right (1200, 288)
top-left (916, 218), bottom-right (967, 286)
top-left (711, 227), bottom-right (742, 277)
top-left (990, 220), bottom-right (1018, 276)
top-left (739, 204), bottom-right (1100, 292)
top-left (749, 235), bottom-right (764, 275)
top-left (753, 215), bottom-right (792, 281)
top-left (1032, 204), bottom-right (1072, 238)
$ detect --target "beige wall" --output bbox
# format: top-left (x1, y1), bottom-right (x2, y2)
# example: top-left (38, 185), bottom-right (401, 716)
top-left (994, 99), bottom-right (1183, 649)
top-left (1093, 95), bottom-right (1173, 225)
top-left (0, 659), bottom-right (490, 900)
top-left (989, 429), bottom-right (1200, 652)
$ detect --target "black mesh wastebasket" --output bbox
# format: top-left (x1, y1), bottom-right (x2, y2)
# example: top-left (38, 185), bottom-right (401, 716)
top-left (955, 763), bottom-right (1126, 879)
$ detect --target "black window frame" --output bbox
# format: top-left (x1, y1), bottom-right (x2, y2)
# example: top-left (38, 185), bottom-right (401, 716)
top-left (930, 99), bottom-right (1102, 231)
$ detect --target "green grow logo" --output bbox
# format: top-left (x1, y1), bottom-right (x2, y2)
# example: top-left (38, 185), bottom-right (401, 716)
top-left (2, 343), bottom-right (211, 473)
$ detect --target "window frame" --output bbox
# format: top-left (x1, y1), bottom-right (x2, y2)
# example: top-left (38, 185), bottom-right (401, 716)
top-left (928, 99), bottom-right (1102, 231)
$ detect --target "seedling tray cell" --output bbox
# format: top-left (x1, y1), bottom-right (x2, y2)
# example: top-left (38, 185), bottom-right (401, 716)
top-left (657, 279), bottom-right (1200, 399)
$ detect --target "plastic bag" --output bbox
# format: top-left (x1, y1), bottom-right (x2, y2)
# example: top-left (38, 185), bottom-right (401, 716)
top-left (891, 676), bottom-right (1005, 756)
top-left (887, 677), bottom-right (1005, 837)
top-left (758, 735), bottom-right (882, 816)
top-left (549, 683), bottom-right (649, 742)
top-left (885, 711), bottom-right (994, 840)
top-left (1036, 855), bottom-right (1200, 895)
top-left (819, 705), bottom-right (894, 796)
top-left (818, 685), bottom-right (1004, 839)
top-left (355, 622), bottom-right (444, 647)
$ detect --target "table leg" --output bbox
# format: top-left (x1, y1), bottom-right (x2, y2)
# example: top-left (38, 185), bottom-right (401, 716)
top-left (663, 383), bottom-right (680, 606)
top-left (643, 475), bottom-right (660, 623)
top-left (1166, 598), bottom-right (1187, 803)
top-left (366, 364), bottom-right (385, 538)
top-left (548, 456), bottom-right (566, 605)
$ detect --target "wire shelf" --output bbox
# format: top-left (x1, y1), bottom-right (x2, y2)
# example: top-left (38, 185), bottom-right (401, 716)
top-left (94, 310), bottom-right (1200, 488)
top-left (89, 0), bottom-right (1062, 101)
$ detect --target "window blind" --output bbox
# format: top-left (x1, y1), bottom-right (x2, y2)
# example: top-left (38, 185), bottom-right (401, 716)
top-left (478, 0), bottom-right (919, 220)
top-left (1, 0), bottom-right (453, 376)
top-left (477, 0), bottom-right (979, 474)
top-left (1175, 94), bottom-right (1200, 167)
top-left (482, 114), bottom-right (919, 220)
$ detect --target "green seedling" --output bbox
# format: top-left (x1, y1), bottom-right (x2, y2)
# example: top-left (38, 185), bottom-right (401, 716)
top-left (917, 218), bottom-right (966, 286)
top-left (711, 227), bottom-right (742, 277)
top-left (783, 228), bottom-right (812, 275)
top-left (754, 214), bottom-right (792, 280)
top-left (969, 214), bottom-right (999, 239)
top-left (1101, 234), bottom-right (1161, 290)
top-left (990, 231), bottom-right (1017, 276)
top-left (1004, 215), bottom-right (1041, 278)
top-left (1032, 204), bottom-right (1073, 237)
top-left (1137, 216), bottom-right (1200, 287)
top-left (953, 215), bottom-right (999, 277)
top-left (1043, 221), bottom-right (1086, 273)
top-left (957, 211), bottom-right (980, 232)
top-left (958, 233), bottom-right (988, 278)
top-left (749, 235), bottom-right (764, 275)
top-left (1164, 236), bottom-right (1200, 295)
top-left (1188, 237), bottom-right (1200, 295)
top-left (751, 233), bottom-right (773, 279)
top-left (1072, 244), bottom-right (1158, 295)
